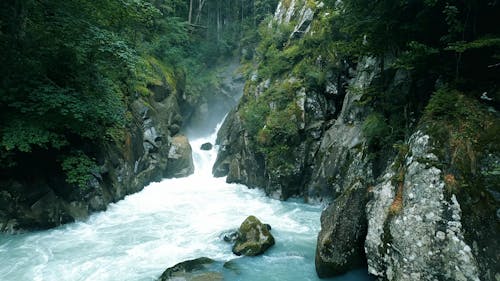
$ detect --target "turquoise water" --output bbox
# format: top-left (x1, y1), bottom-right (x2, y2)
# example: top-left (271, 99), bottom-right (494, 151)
top-left (0, 130), bottom-right (373, 281)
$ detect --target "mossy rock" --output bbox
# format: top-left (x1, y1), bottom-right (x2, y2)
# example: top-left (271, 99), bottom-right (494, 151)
top-left (158, 257), bottom-right (222, 281)
top-left (232, 215), bottom-right (275, 256)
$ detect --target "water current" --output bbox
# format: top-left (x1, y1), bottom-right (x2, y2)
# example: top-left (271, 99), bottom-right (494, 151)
top-left (0, 123), bottom-right (374, 281)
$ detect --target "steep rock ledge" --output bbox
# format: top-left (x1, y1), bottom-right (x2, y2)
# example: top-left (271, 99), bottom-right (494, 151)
top-left (213, 0), bottom-right (347, 200)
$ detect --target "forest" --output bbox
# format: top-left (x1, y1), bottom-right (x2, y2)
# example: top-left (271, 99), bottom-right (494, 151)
top-left (0, 0), bottom-right (278, 187)
top-left (0, 0), bottom-right (499, 280)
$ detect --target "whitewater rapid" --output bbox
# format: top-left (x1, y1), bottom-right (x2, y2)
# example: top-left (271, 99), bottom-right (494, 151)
top-left (0, 124), bottom-right (372, 281)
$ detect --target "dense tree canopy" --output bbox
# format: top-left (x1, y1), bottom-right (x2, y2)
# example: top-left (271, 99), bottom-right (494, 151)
top-left (0, 0), bottom-right (277, 187)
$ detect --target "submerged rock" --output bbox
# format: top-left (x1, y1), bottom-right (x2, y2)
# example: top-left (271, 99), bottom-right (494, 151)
top-left (201, 142), bottom-right (213, 151)
top-left (220, 229), bottom-right (239, 243)
top-left (232, 216), bottom-right (275, 256)
top-left (158, 257), bottom-right (222, 281)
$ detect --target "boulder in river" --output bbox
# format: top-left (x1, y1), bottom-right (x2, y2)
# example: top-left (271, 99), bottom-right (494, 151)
top-left (232, 215), bottom-right (275, 256)
top-left (315, 182), bottom-right (368, 277)
top-left (158, 257), bottom-right (222, 281)
top-left (200, 142), bottom-right (213, 151)
top-left (165, 135), bottom-right (195, 178)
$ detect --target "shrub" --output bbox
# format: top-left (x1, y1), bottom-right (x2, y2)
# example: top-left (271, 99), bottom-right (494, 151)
top-left (61, 151), bottom-right (98, 188)
top-left (362, 112), bottom-right (390, 146)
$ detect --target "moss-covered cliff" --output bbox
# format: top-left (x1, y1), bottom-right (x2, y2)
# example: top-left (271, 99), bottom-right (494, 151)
top-left (0, 57), bottom-right (195, 232)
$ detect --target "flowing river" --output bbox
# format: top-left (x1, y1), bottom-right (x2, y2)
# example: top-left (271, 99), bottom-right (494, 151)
top-left (0, 123), bottom-right (373, 281)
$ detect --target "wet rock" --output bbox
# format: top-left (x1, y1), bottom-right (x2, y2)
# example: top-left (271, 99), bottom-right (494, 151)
top-left (201, 142), bottom-right (213, 151)
top-left (212, 109), bottom-right (266, 189)
top-left (158, 257), bottom-right (222, 281)
top-left (165, 135), bottom-right (195, 178)
top-left (232, 216), bottom-right (275, 256)
top-left (220, 229), bottom-right (239, 243)
top-left (315, 182), bottom-right (369, 277)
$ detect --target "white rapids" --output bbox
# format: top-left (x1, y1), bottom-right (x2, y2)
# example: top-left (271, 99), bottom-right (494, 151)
top-left (0, 122), bottom-right (372, 281)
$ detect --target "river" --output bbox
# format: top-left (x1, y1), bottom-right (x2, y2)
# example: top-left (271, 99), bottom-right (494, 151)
top-left (0, 123), bottom-right (373, 281)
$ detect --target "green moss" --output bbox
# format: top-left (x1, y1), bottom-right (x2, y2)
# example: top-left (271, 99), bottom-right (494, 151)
top-left (132, 56), bottom-right (178, 97)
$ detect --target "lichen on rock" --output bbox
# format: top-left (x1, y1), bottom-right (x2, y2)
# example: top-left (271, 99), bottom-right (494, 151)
top-left (365, 131), bottom-right (481, 281)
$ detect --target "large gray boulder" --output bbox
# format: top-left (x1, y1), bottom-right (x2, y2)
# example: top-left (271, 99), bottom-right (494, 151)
top-left (232, 216), bottom-right (275, 256)
top-left (165, 135), bottom-right (194, 178)
top-left (315, 182), bottom-right (369, 277)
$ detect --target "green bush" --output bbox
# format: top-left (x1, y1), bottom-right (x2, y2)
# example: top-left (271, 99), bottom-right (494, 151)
top-left (424, 88), bottom-right (466, 121)
top-left (61, 152), bottom-right (98, 188)
top-left (362, 112), bottom-right (390, 146)
top-left (257, 103), bottom-right (301, 146)
top-left (241, 100), bottom-right (271, 138)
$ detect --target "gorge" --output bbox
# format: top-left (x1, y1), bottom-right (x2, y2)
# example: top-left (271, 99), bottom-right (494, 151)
top-left (1, 0), bottom-right (499, 281)
top-left (0, 121), bottom-right (373, 281)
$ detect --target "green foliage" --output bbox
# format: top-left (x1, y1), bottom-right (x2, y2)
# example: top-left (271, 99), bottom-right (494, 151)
top-left (446, 37), bottom-right (500, 53)
top-left (257, 103), bottom-right (301, 146)
top-left (240, 78), bottom-right (303, 175)
top-left (1, 120), bottom-right (68, 153)
top-left (424, 88), bottom-right (468, 121)
top-left (61, 151), bottom-right (97, 188)
top-left (362, 113), bottom-right (390, 147)
top-left (241, 101), bottom-right (271, 138)
top-left (292, 58), bottom-right (326, 90)
top-left (393, 41), bottom-right (439, 71)
top-left (0, 0), bottom-right (157, 187)
top-left (255, 22), bottom-right (297, 78)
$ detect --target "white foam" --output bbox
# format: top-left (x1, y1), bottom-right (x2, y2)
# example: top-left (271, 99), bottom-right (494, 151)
top-left (0, 119), bottom-right (369, 281)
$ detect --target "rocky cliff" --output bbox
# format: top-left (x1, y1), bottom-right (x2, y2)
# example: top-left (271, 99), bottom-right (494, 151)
top-left (213, 1), bottom-right (499, 280)
top-left (0, 61), bottom-right (194, 232)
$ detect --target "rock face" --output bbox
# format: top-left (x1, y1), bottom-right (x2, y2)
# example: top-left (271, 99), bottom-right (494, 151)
top-left (0, 67), bottom-right (194, 232)
top-left (213, 0), bottom-right (354, 201)
top-left (212, 108), bottom-right (267, 189)
top-left (365, 132), bottom-right (481, 281)
top-left (158, 257), bottom-right (222, 281)
top-left (232, 216), bottom-right (275, 256)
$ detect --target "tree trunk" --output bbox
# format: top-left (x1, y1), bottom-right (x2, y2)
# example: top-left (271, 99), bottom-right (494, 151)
top-left (188, 0), bottom-right (193, 24)
top-left (195, 0), bottom-right (207, 25)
